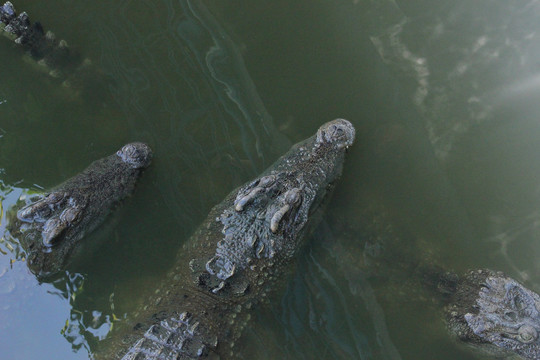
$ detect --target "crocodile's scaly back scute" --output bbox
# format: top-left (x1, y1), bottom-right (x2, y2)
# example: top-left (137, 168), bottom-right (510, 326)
top-left (109, 190), bottom-right (289, 359)
top-left (100, 120), bottom-right (355, 359)
top-left (122, 313), bottom-right (217, 359)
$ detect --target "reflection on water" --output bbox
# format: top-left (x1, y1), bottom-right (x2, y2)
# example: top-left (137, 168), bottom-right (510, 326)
top-left (370, 0), bottom-right (540, 161)
top-left (368, 0), bottom-right (540, 283)
top-left (2, 0), bottom-right (540, 359)
top-left (0, 181), bottom-right (89, 358)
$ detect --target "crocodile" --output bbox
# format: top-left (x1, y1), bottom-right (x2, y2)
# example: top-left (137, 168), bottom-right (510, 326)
top-left (94, 119), bottom-right (355, 359)
top-left (405, 262), bottom-right (540, 359)
top-left (7, 142), bottom-right (152, 278)
top-left (328, 205), bottom-right (540, 360)
top-left (444, 269), bottom-right (540, 359)
top-left (0, 1), bottom-right (86, 81)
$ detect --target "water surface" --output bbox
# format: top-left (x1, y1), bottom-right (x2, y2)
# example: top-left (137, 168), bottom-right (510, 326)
top-left (2, 0), bottom-right (540, 359)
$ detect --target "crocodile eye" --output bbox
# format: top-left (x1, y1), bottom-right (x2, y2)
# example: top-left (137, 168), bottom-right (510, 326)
top-left (518, 325), bottom-right (538, 344)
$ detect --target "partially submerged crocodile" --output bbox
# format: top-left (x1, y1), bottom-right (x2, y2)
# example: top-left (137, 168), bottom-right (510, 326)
top-left (95, 119), bottom-right (355, 359)
top-left (445, 269), bottom-right (540, 359)
top-left (0, 1), bottom-right (87, 81)
top-left (3, 1), bottom-right (537, 358)
top-left (0, 0), bottom-right (109, 107)
top-left (7, 142), bottom-right (152, 277)
top-left (329, 204), bottom-right (540, 359)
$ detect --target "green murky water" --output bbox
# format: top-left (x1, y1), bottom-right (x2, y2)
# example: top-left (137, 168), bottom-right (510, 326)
top-left (2, 0), bottom-right (540, 358)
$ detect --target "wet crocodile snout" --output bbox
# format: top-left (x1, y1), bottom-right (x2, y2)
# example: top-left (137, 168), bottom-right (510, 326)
top-left (316, 118), bottom-right (355, 149)
top-left (117, 142), bottom-right (153, 169)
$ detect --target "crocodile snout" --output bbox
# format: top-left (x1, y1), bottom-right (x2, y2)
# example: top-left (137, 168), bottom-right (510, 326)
top-left (117, 142), bottom-right (153, 169)
top-left (316, 118), bottom-right (355, 149)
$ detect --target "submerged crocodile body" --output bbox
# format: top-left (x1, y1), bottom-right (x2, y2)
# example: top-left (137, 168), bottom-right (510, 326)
top-left (96, 119), bottom-right (355, 359)
top-left (7, 142), bottom-right (152, 277)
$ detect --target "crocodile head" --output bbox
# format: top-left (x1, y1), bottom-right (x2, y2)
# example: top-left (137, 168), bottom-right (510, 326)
top-left (446, 270), bottom-right (540, 359)
top-left (203, 119), bottom-right (355, 290)
top-left (236, 118), bottom-right (355, 232)
top-left (11, 142), bottom-right (152, 278)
